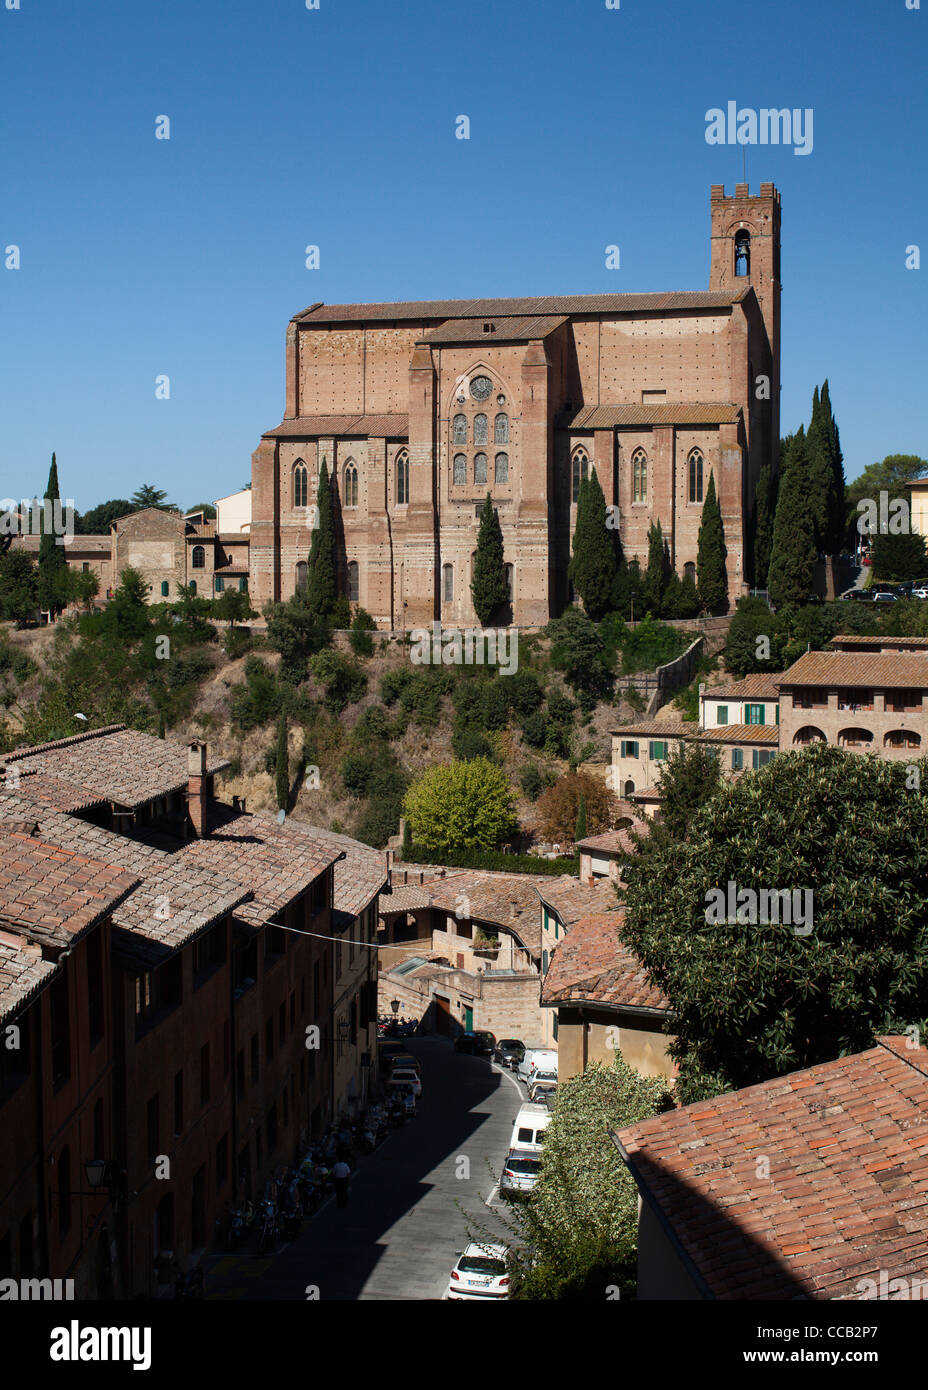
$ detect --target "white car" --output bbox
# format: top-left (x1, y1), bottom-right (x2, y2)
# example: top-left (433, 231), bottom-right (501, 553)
top-left (911, 588), bottom-right (928, 600)
top-left (447, 1243), bottom-right (510, 1300)
top-left (528, 1070), bottom-right (558, 1102)
top-left (387, 1068), bottom-right (422, 1097)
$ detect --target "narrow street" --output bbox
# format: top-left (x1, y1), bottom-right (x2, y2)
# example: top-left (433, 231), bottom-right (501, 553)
top-left (205, 1038), bottom-right (527, 1301)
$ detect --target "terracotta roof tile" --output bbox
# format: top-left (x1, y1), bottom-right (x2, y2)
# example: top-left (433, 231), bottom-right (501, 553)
top-left (703, 673), bottom-right (784, 700)
top-left (262, 414), bottom-right (408, 440)
top-left (537, 875), bottom-right (619, 925)
top-left (615, 1039), bottom-right (928, 1299)
top-left (542, 911), bottom-right (670, 1012)
top-left (698, 723), bottom-right (779, 745)
top-left (293, 291), bottom-right (747, 324)
top-left (570, 403), bottom-right (742, 429)
top-left (776, 652), bottom-right (928, 690)
top-left (0, 831), bottom-right (139, 946)
top-left (5, 726), bottom-right (229, 810)
top-left (418, 315), bottom-right (568, 344)
top-left (0, 939), bottom-right (57, 1024)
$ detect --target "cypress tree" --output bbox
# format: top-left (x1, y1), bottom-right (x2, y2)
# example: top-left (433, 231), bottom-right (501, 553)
top-left (696, 472), bottom-right (727, 613)
top-left (38, 452), bottom-right (68, 617)
top-left (752, 461), bottom-right (775, 588)
top-left (768, 429), bottom-right (818, 608)
top-left (275, 711), bottom-right (290, 812)
top-left (568, 468), bottom-right (616, 621)
top-left (575, 794), bottom-right (587, 843)
top-left (820, 380), bottom-right (846, 554)
top-left (643, 520), bottom-right (671, 615)
top-left (305, 457), bottom-right (337, 614)
top-left (471, 493), bottom-right (507, 625)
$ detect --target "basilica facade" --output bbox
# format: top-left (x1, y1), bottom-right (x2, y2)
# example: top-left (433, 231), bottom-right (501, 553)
top-left (249, 182), bottom-right (781, 628)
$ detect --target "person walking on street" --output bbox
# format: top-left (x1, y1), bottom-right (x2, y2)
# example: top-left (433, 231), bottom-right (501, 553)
top-left (332, 1159), bottom-right (351, 1208)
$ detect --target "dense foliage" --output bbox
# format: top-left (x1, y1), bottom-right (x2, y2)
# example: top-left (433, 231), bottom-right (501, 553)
top-left (622, 744), bottom-right (928, 1103)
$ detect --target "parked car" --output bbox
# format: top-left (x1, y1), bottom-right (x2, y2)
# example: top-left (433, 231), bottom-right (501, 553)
top-left (388, 1067), bottom-right (422, 1097)
top-left (494, 1038), bottom-right (526, 1069)
top-left (500, 1149), bottom-right (542, 1199)
top-left (386, 1053), bottom-right (421, 1076)
top-left (454, 1030), bottom-right (495, 1056)
top-left (447, 1243), bottom-right (510, 1300)
top-left (517, 1049), bottom-right (558, 1084)
top-left (510, 1103), bottom-right (552, 1154)
top-left (872, 590), bottom-right (898, 602)
top-left (528, 1070), bottom-right (558, 1102)
top-left (911, 588), bottom-right (928, 600)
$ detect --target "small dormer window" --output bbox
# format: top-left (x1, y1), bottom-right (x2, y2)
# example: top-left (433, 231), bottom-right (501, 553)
top-left (483, 322), bottom-right (494, 334)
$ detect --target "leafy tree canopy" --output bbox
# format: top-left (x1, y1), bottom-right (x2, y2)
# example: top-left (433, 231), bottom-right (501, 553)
top-left (403, 757), bottom-right (517, 853)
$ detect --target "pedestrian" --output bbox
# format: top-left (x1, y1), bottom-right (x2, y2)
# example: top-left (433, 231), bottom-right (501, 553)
top-left (332, 1159), bottom-right (351, 1208)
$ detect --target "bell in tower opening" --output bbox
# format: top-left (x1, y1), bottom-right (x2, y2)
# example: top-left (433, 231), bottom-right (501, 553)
top-left (734, 229), bottom-right (750, 277)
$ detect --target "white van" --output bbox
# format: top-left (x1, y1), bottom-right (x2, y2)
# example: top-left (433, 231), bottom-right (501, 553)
top-left (510, 1103), bottom-right (552, 1154)
top-left (517, 1049), bottom-right (558, 1085)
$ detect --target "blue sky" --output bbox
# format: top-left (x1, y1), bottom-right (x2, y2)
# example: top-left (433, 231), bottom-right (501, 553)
top-left (1, 0), bottom-right (924, 512)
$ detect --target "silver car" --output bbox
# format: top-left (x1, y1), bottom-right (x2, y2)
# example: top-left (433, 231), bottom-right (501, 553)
top-left (500, 1149), bottom-right (542, 1198)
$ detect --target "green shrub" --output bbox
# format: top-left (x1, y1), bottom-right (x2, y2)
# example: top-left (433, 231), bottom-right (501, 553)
top-left (165, 649), bottom-right (213, 689)
top-left (379, 667), bottom-right (415, 704)
top-left (404, 842), bottom-right (580, 875)
top-left (340, 751), bottom-right (377, 797)
top-left (452, 727), bottom-right (494, 761)
top-left (229, 657), bottom-right (280, 730)
top-left (309, 649), bottom-right (368, 713)
top-left (520, 710), bottom-right (548, 749)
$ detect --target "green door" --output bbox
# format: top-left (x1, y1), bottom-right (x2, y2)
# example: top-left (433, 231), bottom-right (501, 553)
top-left (464, 1006), bottom-right (474, 1031)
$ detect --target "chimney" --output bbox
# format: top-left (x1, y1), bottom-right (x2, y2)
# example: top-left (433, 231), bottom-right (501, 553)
top-left (385, 849), bottom-right (394, 884)
top-left (187, 739), bottom-right (208, 838)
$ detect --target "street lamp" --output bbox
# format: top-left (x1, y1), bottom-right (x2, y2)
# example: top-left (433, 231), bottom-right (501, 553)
top-left (390, 999), bottom-right (400, 1015)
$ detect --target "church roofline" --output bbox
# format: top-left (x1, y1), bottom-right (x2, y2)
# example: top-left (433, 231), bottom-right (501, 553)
top-left (290, 289), bottom-right (749, 325)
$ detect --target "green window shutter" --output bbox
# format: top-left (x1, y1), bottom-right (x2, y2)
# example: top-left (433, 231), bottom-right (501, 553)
top-left (732, 748), bottom-right (743, 771)
top-left (189, 580), bottom-right (196, 595)
top-left (717, 706), bottom-right (728, 726)
top-left (746, 704), bottom-right (765, 725)
top-left (160, 581), bottom-right (169, 597)
top-left (775, 704), bottom-right (779, 725)
top-left (649, 741), bottom-right (668, 761)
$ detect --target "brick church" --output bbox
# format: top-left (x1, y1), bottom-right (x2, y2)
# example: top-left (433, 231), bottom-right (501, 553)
top-left (249, 182), bottom-right (781, 628)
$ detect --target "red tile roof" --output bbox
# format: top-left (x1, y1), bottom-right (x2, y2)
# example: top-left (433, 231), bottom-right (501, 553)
top-left (0, 831), bottom-right (139, 946)
top-left (570, 403), bottom-right (742, 429)
top-left (419, 315), bottom-right (568, 344)
top-left (537, 876), bottom-right (620, 926)
top-left (5, 726), bottom-right (230, 810)
top-left (0, 938), bottom-right (57, 1024)
top-left (541, 912), bottom-right (669, 1012)
top-left (698, 723), bottom-right (779, 745)
top-left (703, 673), bottom-right (784, 700)
top-left (776, 651), bottom-right (928, 690)
top-left (576, 827), bottom-right (641, 855)
top-left (293, 291), bottom-right (747, 324)
top-left (612, 721), bottom-right (694, 738)
top-left (262, 414), bottom-right (408, 440)
top-left (829, 636), bottom-right (928, 651)
top-left (615, 1039), bottom-right (928, 1299)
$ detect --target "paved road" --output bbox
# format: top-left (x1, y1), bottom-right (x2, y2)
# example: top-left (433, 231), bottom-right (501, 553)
top-left (206, 1037), bottom-right (527, 1301)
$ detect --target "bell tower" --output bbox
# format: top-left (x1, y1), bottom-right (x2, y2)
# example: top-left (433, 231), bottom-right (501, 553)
top-left (710, 181), bottom-right (781, 459)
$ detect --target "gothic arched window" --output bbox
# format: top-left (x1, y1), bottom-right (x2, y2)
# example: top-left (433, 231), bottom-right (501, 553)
top-left (293, 461), bottom-right (308, 509)
top-left (453, 414), bottom-right (467, 446)
top-left (343, 462), bottom-right (358, 508)
top-left (495, 453), bottom-right (509, 484)
top-left (688, 449), bottom-right (704, 504)
top-left (494, 413), bottom-right (509, 444)
top-left (504, 564), bottom-right (514, 601)
top-left (396, 449), bottom-right (409, 505)
top-left (474, 413), bottom-right (489, 446)
top-left (192, 545), bottom-right (205, 569)
top-left (571, 448), bottom-right (588, 503)
top-left (453, 454), bottom-right (467, 485)
top-left (442, 564), bottom-right (454, 602)
top-left (474, 453), bottom-right (488, 485)
top-left (347, 561), bottom-right (359, 603)
top-left (735, 230), bottom-right (750, 277)
top-left (295, 561), bottom-right (308, 593)
top-left (631, 448), bottom-right (648, 504)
